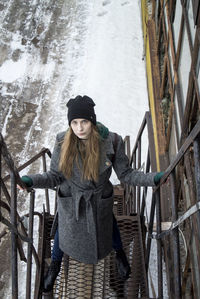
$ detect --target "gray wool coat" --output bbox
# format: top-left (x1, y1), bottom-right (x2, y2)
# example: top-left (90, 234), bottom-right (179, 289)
top-left (29, 131), bottom-right (156, 264)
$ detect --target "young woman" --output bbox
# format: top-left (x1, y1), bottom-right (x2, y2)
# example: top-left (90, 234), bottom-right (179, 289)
top-left (21, 95), bottom-right (163, 292)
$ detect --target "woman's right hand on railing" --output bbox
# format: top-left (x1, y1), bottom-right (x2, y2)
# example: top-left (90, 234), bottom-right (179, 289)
top-left (17, 176), bottom-right (33, 190)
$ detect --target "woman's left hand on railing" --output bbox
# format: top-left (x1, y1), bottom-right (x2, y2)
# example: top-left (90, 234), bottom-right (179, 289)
top-left (154, 172), bottom-right (165, 185)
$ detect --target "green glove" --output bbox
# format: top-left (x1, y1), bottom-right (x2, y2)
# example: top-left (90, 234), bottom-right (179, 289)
top-left (21, 176), bottom-right (33, 188)
top-left (154, 172), bottom-right (165, 185)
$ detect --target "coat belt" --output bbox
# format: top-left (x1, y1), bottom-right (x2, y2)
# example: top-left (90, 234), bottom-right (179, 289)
top-left (74, 187), bottom-right (103, 233)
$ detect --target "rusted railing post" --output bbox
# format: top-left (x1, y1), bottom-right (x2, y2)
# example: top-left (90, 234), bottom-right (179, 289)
top-left (10, 172), bottom-right (18, 299)
top-left (26, 189), bottom-right (35, 299)
top-left (141, 150), bottom-right (150, 217)
top-left (193, 134), bottom-right (200, 276)
top-left (145, 192), bottom-right (156, 270)
top-left (124, 136), bottom-right (131, 215)
top-left (170, 169), bottom-right (181, 298)
top-left (194, 134), bottom-right (200, 203)
top-left (137, 138), bottom-right (142, 213)
top-left (133, 151), bottom-right (136, 213)
top-left (155, 189), bottom-right (163, 298)
top-left (42, 153), bottom-right (50, 214)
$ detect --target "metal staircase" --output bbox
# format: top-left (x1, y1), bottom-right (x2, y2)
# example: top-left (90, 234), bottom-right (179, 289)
top-left (1, 112), bottom-right (200, 298)
top-left (41, 189), bottom-right (148, 299)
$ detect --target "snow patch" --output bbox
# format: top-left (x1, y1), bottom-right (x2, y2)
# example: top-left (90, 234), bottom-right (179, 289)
top-left (0, 56), bottom-right (27, 82)
top-left (30, 58), bottom-right (56, 82)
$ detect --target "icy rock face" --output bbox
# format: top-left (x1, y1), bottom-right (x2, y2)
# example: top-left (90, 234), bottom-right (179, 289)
top-left (0, 0), bottom-right (90, 163)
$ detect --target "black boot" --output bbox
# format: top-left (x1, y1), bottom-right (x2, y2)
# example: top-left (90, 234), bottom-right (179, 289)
top-left (43, 260), bottom-right (61, 292)
top-left (115, 249), bottom-right (131, 280)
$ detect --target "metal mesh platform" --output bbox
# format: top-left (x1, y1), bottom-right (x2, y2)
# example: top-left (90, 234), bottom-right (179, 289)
top-left (43, 215), bottom-right (148, 299)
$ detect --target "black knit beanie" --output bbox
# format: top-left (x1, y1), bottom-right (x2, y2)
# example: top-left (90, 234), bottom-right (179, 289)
top-left (67, 95), bottom-right (96, 125)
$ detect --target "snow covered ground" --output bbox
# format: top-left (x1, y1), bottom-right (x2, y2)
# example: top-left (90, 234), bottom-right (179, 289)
top-left (0, 0), bottom-right (168, 297)
top-left (0, 0), bottom-right (149, 156)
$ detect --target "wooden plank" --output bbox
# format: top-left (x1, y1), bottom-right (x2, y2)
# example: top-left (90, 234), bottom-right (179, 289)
top-left (180, 157), bottom-right (200, 298)
top-left (148, 19), bottom-right (166, 157)
top-left (146, 221), bottom-right (172, 231)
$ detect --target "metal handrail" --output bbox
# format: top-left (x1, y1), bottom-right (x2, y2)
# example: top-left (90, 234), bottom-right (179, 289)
top-left (0, 133), bottom-right (53, 299)
top-left (123, 113), bottom-right (200, 298)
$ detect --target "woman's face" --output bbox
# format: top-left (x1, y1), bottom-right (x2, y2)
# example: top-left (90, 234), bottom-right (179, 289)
top-left (71, 118), bottom-right (92, 140)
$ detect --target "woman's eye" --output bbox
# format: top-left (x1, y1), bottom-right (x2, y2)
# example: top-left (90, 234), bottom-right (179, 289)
top-left (82, 120), bottom-right (88, 124)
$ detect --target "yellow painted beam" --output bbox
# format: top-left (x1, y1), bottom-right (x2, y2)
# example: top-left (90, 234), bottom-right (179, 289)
top-left (146, 36), bottom-right (160, 171)
top-left (141, 0), bottom-right (160, 171)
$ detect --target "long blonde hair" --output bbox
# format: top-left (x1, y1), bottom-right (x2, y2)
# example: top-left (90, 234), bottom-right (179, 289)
top-left (59, 125), bottom-right (100, 182)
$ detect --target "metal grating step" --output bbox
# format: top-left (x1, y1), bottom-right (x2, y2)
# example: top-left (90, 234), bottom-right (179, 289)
top-left (43, 215), bottom-right (148, 299)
